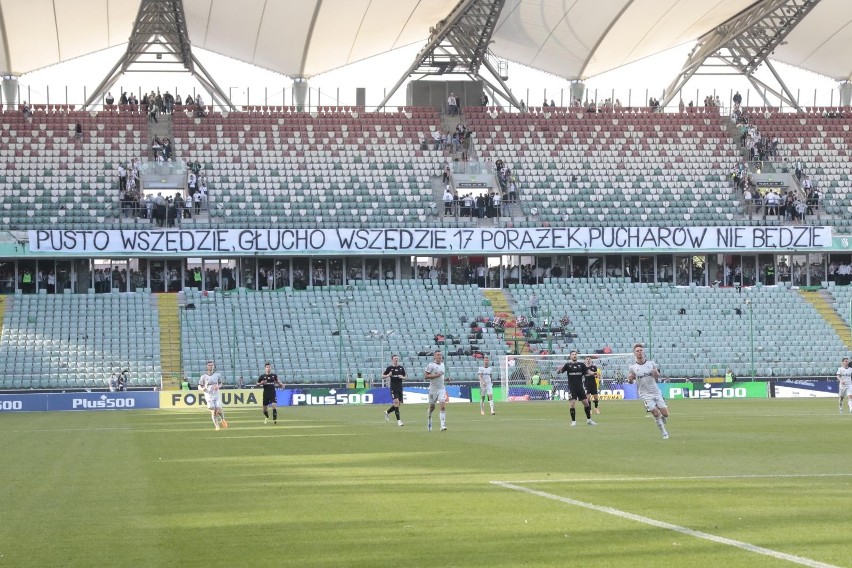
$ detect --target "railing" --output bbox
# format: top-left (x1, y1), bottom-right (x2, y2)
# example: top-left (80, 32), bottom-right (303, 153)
top-left (5, 82), bottom-right (850, 114)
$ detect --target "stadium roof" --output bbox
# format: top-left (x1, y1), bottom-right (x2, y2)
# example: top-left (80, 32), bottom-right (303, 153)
top-left (1, 0), bottom-right (851, 82)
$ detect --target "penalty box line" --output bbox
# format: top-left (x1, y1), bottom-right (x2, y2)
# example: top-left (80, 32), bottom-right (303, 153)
top-left (491, 481), bottom-right (840, 568)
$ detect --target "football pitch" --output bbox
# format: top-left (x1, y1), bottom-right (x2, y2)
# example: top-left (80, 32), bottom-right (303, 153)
top-left (1, 398), bottom-right (850, 568)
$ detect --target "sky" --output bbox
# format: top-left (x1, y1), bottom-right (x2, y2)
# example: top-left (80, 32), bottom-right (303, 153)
top-left (10, 39), bottom-right (843, 111)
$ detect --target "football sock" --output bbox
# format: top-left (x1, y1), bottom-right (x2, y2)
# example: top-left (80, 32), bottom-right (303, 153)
top-left (394, 408), bottom-right (400, 420)
top-left (593, 399), bottom-right (599, 408)
top-left (439, 411), bottom-right (446, 427)
top-left (489, 400), bottom-right (494, 413)
top-left (272, 409), bottom-right (277, 421)
top-left (584, 405), bottom-right (591, 419)
top-left (263, 409), bottom-right (269, 418)
top-left (387, 404), bottom-right (396, 415)
top-left (570, 407), bottom-right (576, 421)
top-left (655, 417), bottom-right (667, 433)
top-left (212, 415), bottom-right (219, 427)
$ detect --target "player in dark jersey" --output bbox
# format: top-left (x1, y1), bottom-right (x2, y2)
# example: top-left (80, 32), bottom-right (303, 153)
top-left (557, 350), bottom-right (597, 426)
top-left (584, 356), bottom-right (601, 415)
top-left (257, 362), bottom-right (284, 424)
top-left (382, 355), bottom-right (406, 426)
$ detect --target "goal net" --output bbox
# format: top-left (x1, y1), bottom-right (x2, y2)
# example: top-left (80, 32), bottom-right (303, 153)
top-left (499, 353), bottom-right (634, 402)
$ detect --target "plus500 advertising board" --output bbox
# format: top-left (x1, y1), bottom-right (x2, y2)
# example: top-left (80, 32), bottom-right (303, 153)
top-left (0, 392), bottom-right (159, 412)
top-left (660, 381), bottom-right (769, 399)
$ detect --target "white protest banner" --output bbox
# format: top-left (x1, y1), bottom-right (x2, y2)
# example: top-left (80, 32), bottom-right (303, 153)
top-left (28, 226), bottom-right (832, 255)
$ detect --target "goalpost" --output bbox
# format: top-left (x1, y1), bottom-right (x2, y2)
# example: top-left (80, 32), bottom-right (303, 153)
top-left (499, 353), bottom-right (634, 402)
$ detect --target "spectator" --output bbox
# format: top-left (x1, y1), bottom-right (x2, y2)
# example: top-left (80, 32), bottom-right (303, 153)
top-left (74, 122), bottom-right (83, 141)
top-left (151, 136), bottom-right (162, 159)
top-left (447, 93), bottom-right (457, 116)
top-left (807, 186), bottom-right (820, 216)
top-left (194, 93), bottom-right (206, 117)
top-left (163, 91), bottom-right (174, 114)
top-left (187, 169), bottom-right (197, 198)
top-left (443, 186), bottom-right (455, 215)
top-left (479, 93), bottom-right (489, 106)
top-left (733, 91), bottom-right (742, 110)
top-left (21, 101), bottom-right (32, 121)
top-left (185, 94), bottom-right (195, 106)
top-left (145, 194), bottom-right (154, 221)
top-left (117, 163), bottom-right (127, 192)
top-left (105, 92), bottom-right (114, 105)
top-left (519, 99), bottom-right (526, 113)
top-left (194, 187), bottom-right (203, 216)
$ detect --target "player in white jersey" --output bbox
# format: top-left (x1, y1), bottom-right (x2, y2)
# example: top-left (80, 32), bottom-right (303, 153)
top-left (424, 351), bottom-right (448, 431)
top-left (198, 361), bottom-right (228, 430)
top-left (836, 357), bottom-right (852, 414)
top-left (478, 356), bottom-right (495, 416)
top-left (627, 344), bottom-right (669, 439)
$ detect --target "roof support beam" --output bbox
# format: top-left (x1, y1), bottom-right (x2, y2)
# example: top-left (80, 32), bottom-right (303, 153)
top-left (376, 0), bottom-right (520, 111)
top-left (84, 0), bottom-right (235, 111)
top-left (661, 0), bottom-right (822, 111)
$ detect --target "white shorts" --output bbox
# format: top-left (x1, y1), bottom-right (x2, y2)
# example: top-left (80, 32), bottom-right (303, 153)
top-left (640, 393), bottom-right (667, 412)
top-left (206, 397), bottom-right (222, 410)
top-left (428, 389), bottom-right (447, 406)
top-left (480, 381), bottom-right (493, 396)
top-left (840, 384), bottom-right (852, 398)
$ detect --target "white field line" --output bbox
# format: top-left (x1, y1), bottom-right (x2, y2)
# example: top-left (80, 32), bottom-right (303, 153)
top-left (491, 481), bottom-right (841, 568)
top-left (498, 473), bottom-right (852, 484)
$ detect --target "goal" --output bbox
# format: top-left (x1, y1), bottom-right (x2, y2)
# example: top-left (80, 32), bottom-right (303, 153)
top-left (499, 353), bottom-right (634, 402)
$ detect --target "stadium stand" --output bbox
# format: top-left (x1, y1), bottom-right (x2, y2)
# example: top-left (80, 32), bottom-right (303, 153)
top-left (510, 279), bottom-right (848, 378)
top-left (179, 283), bottom-right (504, 384)
top-left (172, 107), bottom-right (445, 228)
top-left (0, 291), bottom-right (162, 388)
top-left (0, 107), bottom-right (147, 230)
top-left (464, 106), bottom-right (741, 226)
top-left (738, 107), bottom-right (852, 232)
top-left (2, 105), bottom-right (852, 388)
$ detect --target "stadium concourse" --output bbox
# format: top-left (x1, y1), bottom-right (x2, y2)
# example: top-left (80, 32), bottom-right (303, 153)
top-left (2, 101), bottom-right (852, 389)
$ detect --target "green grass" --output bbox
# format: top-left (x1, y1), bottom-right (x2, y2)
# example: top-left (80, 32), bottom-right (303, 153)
top-left (1, 399), bottom-right (850, 568)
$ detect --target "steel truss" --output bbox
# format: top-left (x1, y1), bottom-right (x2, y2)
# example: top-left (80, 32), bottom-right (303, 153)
top-left (377, 0), bottom-right (520, 111)
top-left (85, 0), bottom-right (235, 111)
top-left (661, 0), bottom-right (822, 110)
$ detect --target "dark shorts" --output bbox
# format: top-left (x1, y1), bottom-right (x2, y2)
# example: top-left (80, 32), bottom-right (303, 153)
top-left (390, 382), bottom-right (403, 402)
top-left (262, 391), bottom-right (277, 406)
top-left (568, 383), bottom-right (587, 401)
top-left (584, 378), bottom-right (599, 396)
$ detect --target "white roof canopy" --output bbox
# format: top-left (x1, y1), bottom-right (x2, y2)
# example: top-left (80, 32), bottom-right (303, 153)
top-left (1, 0), bottom-right (850, 82)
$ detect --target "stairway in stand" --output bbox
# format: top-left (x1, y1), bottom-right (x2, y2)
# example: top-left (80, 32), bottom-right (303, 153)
top-left (155, 293), bottom-right (182, 389)
top-left (148, 113), bottom-right (174, 149)
top-left (482, 289), bottom-right (530, 355)
top-left (799, 289), bottom-right (852, 350)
